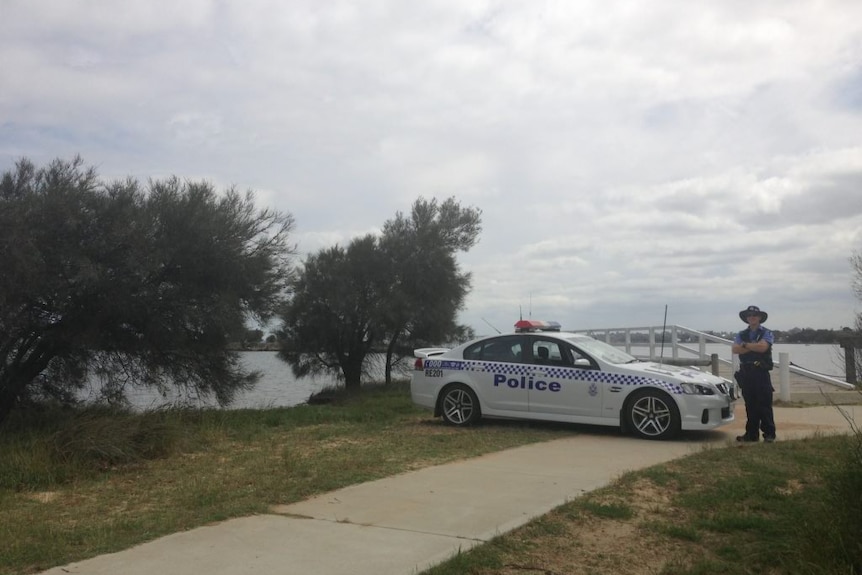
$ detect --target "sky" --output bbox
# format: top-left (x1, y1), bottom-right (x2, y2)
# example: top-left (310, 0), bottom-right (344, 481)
top-left (3, 1), bottom-right (862, 335)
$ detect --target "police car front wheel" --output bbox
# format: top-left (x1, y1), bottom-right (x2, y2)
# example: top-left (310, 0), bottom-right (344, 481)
top-left (439, 384), bottom-right (481, 426)
top-left (626, 389), bottom-right (680, 440)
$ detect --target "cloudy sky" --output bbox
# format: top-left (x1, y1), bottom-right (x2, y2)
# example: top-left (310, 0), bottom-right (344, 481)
top-left (3, 1), bottom-right (862, 334)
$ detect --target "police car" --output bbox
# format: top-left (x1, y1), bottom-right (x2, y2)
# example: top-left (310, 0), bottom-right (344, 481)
top-left (411, 320), bottom-right (734, 440)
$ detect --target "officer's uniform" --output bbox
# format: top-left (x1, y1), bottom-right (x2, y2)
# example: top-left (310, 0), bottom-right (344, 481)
top-left (734, 306), bottom-right (776, 442)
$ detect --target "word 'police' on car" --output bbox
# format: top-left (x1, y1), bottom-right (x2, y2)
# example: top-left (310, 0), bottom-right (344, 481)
top-left (410, 320), bottom-right (735, 440)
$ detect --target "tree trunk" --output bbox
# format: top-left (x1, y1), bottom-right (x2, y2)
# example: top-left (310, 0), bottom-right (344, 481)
top-left (341, 355), bottom-right (364, 392)
top-left (0, 371), bottom-right (32, 427)
top-left (0, 337), bottom-right (54, 427)
top-left (384, 334), bottom-right (401, 385)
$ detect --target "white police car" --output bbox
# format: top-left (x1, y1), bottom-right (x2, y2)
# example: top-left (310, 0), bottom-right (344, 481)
top-left (411, 320), bottom-right (734, 440)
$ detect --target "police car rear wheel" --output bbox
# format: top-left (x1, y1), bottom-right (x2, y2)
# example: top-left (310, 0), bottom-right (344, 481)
top-left (440, 384), bottom-right (480, 426)
top-left (626, 389), bottom-right (680, 440)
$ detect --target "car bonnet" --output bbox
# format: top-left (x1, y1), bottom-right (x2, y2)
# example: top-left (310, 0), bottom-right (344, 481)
top-left (620, 361), bottom-right (726, 384)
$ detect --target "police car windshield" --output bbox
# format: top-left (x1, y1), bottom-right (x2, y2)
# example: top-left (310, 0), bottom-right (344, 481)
top-left (562, 335), bottom-right (638, 365)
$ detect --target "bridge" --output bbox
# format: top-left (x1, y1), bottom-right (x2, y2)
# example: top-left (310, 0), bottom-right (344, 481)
top-left (572, 325), bottom-right (860, 405)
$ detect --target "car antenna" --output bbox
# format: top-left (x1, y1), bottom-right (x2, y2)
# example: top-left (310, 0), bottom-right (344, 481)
top-left (482, 317), bottom-right (501, 334)
top-left (659, 304), bottom-right (668, 365)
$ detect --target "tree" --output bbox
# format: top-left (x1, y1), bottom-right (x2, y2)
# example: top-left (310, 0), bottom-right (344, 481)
top-left (278, 235), bottom-right (389, 391)
top-left (852, 250), bottom-right (862, 381)
top-left (278, 197), bottom-right (482, 389)
top-left (229, 328), bottom-right (265, 349)
top-left (0, 157), bottom-right (295, 425)
top-left (377, 197), bottom-right (482, 382)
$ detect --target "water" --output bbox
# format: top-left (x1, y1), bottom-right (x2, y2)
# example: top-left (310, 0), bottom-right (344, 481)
top-left (82, 352), bottom-right (410, 411)
top-left (772, 344), bottom-right (847, 375)
top-left (626, 343), bottom-right (846, 377)
top-left (82, 344), bottom-right (846, 412)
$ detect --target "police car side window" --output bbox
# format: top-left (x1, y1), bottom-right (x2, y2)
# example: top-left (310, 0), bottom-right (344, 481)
top-left (464, 336), bottom-right (522, 363)
top-left (510, 343), bottom-right (523, 362)
top-left (483, 342), bottom-right (509, 362)
top-left (463, 342), bottom-right (482, 360)
top-left (569, 346), bottom-right (595, 369)
top-left (556, 345), bottom-right (574, 366)
top-left (533, 340), bottom-right (570, 366)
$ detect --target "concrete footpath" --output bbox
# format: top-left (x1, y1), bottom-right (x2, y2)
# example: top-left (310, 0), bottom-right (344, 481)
top-left (40, 405), bottom-right (859, 575)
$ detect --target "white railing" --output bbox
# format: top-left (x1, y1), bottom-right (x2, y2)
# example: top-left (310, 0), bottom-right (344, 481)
top-left (572, 325), bottom-right (855, 396)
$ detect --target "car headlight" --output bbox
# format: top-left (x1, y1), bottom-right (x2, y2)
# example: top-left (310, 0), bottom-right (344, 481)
top-left (680, 382), bottom-right (716, 395)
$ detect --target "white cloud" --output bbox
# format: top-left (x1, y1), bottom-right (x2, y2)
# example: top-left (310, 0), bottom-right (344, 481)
top-left (2, 0), bottom-right (862, 333)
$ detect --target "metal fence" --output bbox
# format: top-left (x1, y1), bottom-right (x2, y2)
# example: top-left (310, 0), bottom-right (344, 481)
top-left (572, 324), bottom-right (855, 401)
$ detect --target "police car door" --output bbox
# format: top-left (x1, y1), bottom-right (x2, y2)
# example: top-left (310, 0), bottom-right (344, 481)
top-left (462, 335), bottom-right (529, 413)
top-left (527, 338), bottom-right (603, 418)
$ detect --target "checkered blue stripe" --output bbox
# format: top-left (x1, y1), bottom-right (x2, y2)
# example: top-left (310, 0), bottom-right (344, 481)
top-left (569, 368), bottom-right (683, 395)
top-left (433, 359), bottom-right (683, 395)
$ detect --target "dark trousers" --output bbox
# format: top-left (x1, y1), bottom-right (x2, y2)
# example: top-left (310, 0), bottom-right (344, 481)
top-left (739, 365), bottom-right (776, 440)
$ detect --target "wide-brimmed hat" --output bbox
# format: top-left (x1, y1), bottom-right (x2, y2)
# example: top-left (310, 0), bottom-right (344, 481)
top-left (739, 305), bottom-right (768, 323)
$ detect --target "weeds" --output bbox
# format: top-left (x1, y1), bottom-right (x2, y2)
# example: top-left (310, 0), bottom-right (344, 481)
top-left (49, 408), bottom-right (182, 465)
top-left (0, 405), bottom-right (186, 490)
top-left (424, 433), bottom-right (862, 575)
top-left (0, 382), bottom-right (569, 575)
top-left (801, 396), bottom-right (862, 572)
top-left (3, 386), bottom-right (861, 575)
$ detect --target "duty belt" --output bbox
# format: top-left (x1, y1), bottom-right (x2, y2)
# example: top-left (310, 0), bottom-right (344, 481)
top-left (741, 361), bottom-right (766, 369)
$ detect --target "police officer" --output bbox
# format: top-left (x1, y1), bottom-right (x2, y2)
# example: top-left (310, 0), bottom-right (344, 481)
top-left (732, 305), bottom-right (776, 443)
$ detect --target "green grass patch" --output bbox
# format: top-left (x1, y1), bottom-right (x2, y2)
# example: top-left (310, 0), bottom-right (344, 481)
top-left (5, 386), bottom-right (861, 575)
top-left (424, 432), bottom-right (862, 575)
top-left (0, 382), bottom-right (571, 575)
top-left (647, 520), bottom-right (703, 542)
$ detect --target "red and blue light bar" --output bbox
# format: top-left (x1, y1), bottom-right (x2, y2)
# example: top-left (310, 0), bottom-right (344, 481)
top-left (514, 320), bottom-right (562, 332)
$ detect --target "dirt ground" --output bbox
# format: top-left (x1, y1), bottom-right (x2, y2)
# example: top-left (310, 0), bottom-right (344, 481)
top-left (489, 477), bottom-right (702, 575)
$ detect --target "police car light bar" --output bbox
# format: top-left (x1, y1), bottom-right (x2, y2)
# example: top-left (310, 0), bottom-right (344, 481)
top-left (514, 320), bottom-right (562, 332)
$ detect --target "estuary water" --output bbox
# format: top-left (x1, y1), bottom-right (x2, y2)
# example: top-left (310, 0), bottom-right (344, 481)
top-left (85, 344), bottom-right (846, 412)
top-left (85, 352), bottom-right (408, 412)
top-left (627, 342), bottom-right (846, 377)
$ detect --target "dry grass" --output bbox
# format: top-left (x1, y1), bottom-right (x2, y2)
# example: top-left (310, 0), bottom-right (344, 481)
top-left (426, 435), bottom-right (860, 575)
top-left (0, 384), bottom-right (573, 575)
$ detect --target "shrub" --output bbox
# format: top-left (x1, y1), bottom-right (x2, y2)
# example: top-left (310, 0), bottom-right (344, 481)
top-left (828, 412), bottom-right (862, 570)
top-left (792, 404), bottom-right (862, 574)
top-left (0, 404), bottom-right (185, 489)
top-left (49, 407), bottom-right (182, 466)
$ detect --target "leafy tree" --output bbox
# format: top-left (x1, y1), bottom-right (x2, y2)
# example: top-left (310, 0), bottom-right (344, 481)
top-left (247, 330), bottom-right (265, 344)
top-left (279, 235), bottom-right (389, 391)
top-left (0, 157), bottom-right (295, 425)
top-left (377, 197), bottom-right (482, 382)
top-left (278, 197), bottom-right (481, 389)
top-left (228, 328), bottom-right (265, 349)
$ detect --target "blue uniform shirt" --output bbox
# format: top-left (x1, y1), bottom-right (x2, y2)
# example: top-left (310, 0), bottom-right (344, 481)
top-left (734, 327), bottom-right (774, 346)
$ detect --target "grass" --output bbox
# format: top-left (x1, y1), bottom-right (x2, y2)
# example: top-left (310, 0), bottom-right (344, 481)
top-left (0, 382), bottom-right (571, 575)
top-left (424, 434), bottom-right (862, 575)
top-left (2, 383), bottom-right (860, 575)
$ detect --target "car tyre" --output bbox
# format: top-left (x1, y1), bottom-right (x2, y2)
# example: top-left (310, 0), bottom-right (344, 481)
top-left (626, 389), bottom-right (680, 440)
top-left (439, 384), bottom-right (481, 426)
